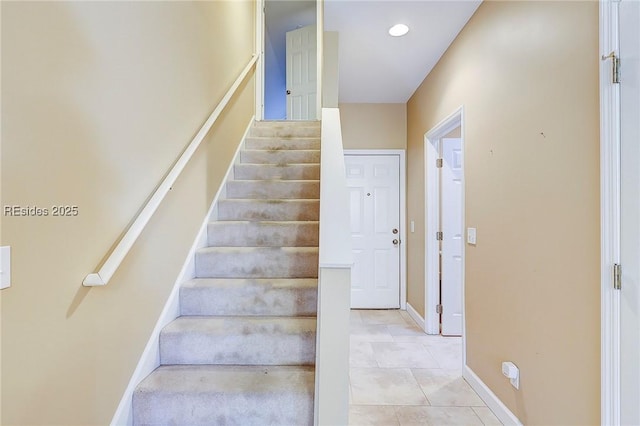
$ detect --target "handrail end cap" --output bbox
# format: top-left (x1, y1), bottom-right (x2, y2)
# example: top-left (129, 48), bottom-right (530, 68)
top-left (83, 273), bottom-right (106, 287)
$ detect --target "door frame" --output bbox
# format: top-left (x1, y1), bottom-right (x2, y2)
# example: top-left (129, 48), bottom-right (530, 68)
top-left (255, 0), bottom-right (323, 121)
top-left (344, 149), bottom-right (407, 310)
top-left (424, 107), bottom-right (465, 337)
top-left (600, 1), bottom-right (621, 424)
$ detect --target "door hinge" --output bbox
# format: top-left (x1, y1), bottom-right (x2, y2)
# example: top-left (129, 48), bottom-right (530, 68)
top-left (436, 158), bottom-right (443, 168)
top-left (436, 304), bottom-right (443, 314)
top-left (602, 51), bottom-right (620, 84)
top-left (614, 263), bottom-right (622, 290)
top-left (436, 231), bottom-right (443, 241)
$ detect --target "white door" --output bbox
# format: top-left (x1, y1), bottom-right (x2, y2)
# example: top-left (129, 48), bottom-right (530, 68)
top-left (286, 25), bottom-right (317, 120)
top-left (620, 0), bottom-right (640, 422)
top-left (440, 138), bottom-right (463, 336)
top-left (346, 155), bottom-right (401, 309)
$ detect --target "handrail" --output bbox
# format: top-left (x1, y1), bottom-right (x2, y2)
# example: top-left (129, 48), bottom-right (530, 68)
top-left (83, 55), bottom-right (258, 286)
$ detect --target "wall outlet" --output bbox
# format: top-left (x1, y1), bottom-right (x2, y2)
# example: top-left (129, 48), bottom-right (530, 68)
top-left (1, 246), bottom-right (11, 289)
top-left (502, 361), bottom-right (519, 389)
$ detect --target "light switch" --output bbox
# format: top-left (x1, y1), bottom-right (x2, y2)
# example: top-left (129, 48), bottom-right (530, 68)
top-left (1, 246), bottom-right (11, 289)
top-left (410, 221), bottom-right (415, 233)
top-left (467, 228), bottom-right (477, 245)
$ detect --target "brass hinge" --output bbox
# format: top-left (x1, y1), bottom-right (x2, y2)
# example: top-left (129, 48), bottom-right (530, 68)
top-left (614, 263), bottom-right (622, 290)
top-left (436, 231), bottom-right (443, 241)
top-left (436, 158), bottom-right (443, 168)
top-left (436, 304), bottom-right (443, 314)
top-left (602, 51), bottom-right (620, 84)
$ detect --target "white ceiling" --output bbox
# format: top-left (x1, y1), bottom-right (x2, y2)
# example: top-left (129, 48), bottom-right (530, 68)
top-left (324, 0), bottom-right (482, 103)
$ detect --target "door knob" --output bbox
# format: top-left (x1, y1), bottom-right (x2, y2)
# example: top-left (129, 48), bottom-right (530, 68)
top-left (392, 228), bottom-right (398, 234)
top-left (392, 239), bottom-right (399, 245)
top-left (286, 90), bottom-right (291, 95)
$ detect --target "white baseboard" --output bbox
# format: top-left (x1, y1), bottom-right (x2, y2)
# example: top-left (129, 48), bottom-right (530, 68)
top-left (405, 302), bottom-right (427, 332)
top-left (463, 365), bottom-right (523, 426)
top-left (110, 117), bottom-right (254, 426)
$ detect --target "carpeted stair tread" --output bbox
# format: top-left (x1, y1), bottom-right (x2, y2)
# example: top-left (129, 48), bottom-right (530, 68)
top-left (160, 316), bottom-right (316, 365)
top-left (245, 137), bottom-right (320, 150)
top-left (241, 149), bottom-right (320, 164)
top-left (217, 199), bottom-right (320, 221)
top-left (234, 163), bottom-right (320, 180)
top-left (249, 125), bottom-right (320, 138)
top-left (226, 180), bottom-right (320, 199)
top-left (133, 365), bottom-right (315, 426)
top-left (195, 246), bottom-right (318, 279)
top-left (207, 221), bottom-right (319, 247)
top-left (180, 278), bottom-right (318, 316)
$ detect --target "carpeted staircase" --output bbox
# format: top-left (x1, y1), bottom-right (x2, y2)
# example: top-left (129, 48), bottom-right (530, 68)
top-left (133, 121), bottom-right (321, 425)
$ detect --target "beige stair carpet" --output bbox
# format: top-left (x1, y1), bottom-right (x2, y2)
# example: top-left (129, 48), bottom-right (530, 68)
top-left (133, 120), bottom-right (321, 426)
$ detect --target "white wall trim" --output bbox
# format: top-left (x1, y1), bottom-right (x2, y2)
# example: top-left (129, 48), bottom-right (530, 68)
top-left (316, 0), bottom-right (324, 119)
top-left (344, 149), bottom-right (407, 310)
top-left (405, 302), bottom-right (426, 332)
top-left (463, 365), bottom-right (523, 426)
top-left (255, 0), bottom-right (264, 121)
top-left (424, 107), bottom-right (464, 338)
top-left (600, 1), bottom-right (621, 424)
top-left (110, 117), bottom-right (254, 426)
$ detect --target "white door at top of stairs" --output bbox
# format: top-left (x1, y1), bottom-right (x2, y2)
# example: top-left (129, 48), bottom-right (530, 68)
top-left (286, 25), bottom-right (317, 121)
top-left (345, 154), bottom-right (401, 309)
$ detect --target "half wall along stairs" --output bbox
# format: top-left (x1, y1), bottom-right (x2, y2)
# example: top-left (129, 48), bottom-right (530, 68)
top-left (133, 121), bottom-right (321, 425)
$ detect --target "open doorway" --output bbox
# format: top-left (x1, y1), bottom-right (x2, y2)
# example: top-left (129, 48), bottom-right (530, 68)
top-left (425, 108), bottom-right (465, 338)
top-left (262, 0), bottom-right (317, 120)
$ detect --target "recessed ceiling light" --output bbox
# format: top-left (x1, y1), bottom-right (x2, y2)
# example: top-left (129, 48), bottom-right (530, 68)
top-left (389, 24), bottom-right (409, 37)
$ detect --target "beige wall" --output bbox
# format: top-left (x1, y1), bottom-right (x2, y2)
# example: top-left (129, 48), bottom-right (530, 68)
top-left (1, 2), bottom-right (255, 424)
top-left (339, 103), bottom-right (406, 150)
top-left (406, 2), bottom-right (600, 424)
top-left (323, 32), bottom-right (339, 108)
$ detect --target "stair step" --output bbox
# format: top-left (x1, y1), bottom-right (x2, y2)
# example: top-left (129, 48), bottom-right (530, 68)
top-left (195, 247), bottom-right (319, 278)
top-left (245, 137), bottom-right (320, 150)
top-left (226, 180), bottom-right (319, 199)
top-left (160, 316), bottom-right (316, 365)
top-left (133, 365), bottom-right (315, 426)
top-left (208, 221), bottom-right (319, 247)
top-left (253, 120), bottom-right (320, 127)
top-left (218, 199), bottom-right (319, 221)
top-left (249, 126), bottom-right (320, 138)
top-left (180, 278), bottom-right (318, 316)
top-left (234, 163), bottom-right (320, 180)
top-left (241, 149), bottom-right (320, 164)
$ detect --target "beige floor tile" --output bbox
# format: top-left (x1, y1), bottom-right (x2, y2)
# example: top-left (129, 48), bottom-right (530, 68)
top-left (349, 311), bottom-right (488, 424)
top-left (359, 309), bottom-right (407, 325)
top-left (372, 342), bottom-right (440, 369)
top-left (425, 340), bottom-right (463, 370)
top-left (393, 334), bottom-right (451, 344)
top-left (396, 406), bottom-right (484, 426)
top-left (411, 369), bottom-right (485, 407)
top-left (350, 324), bottom-right (395, 342)
top-left (351, 341), bottom-right (379, 367)
top-left (399, 310), bottom-right (418, 325)
top-left (386, 322), bottom-right (426, 337)
top-left (350, 367), bottom-right (429, 405)
top-left (349, 405), bottom-right (400, 426)
top-left (472, 407), bottom-right (503, 425)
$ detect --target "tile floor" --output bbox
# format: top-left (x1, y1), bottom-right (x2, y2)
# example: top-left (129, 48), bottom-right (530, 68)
top-left (349, 309), bottom-right (503, 426)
